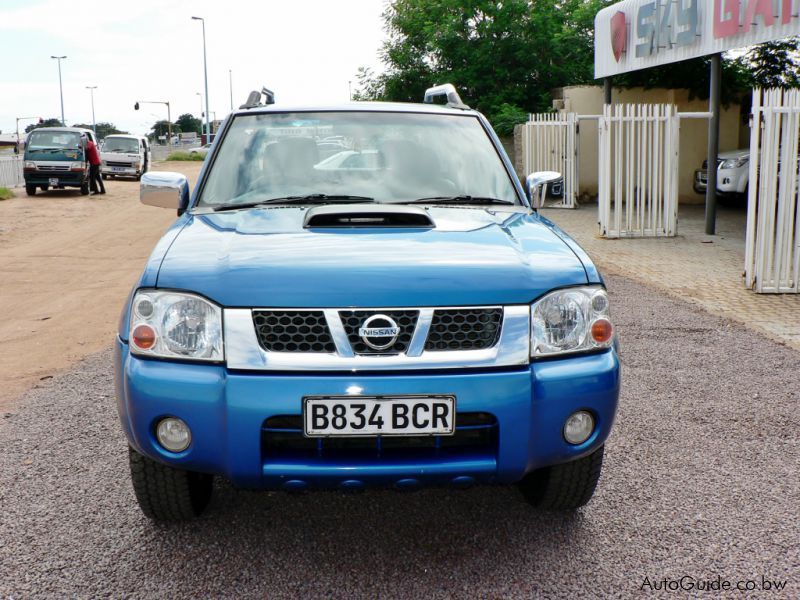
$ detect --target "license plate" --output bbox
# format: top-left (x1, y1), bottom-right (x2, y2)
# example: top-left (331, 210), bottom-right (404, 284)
top-left (48, 178), bottom-right (59, 186)
top-left (112, 167), bottom-right (126, 172)
top-left (303, 395), bottom-right (455, 437)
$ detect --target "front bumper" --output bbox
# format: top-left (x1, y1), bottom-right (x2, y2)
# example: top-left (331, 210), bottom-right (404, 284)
top-left (101, 165), bottom-right (139, 176)
top-left (24, 171), bottom-right (85, 187)
top-left (115, 338), bottom-right (620, 489)
top-left (694, 168), bottom-right (746, 195)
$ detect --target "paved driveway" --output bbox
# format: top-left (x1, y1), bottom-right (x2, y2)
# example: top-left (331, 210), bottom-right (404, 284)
top-left (0, 274), bottom-right (797, 598)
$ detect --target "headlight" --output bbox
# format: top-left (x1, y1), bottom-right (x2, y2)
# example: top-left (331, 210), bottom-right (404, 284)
top-left (719, 157), bottom-right (748, 169)
top-left (531, 286), bottom-right (613, 357)
top-left (24, 161), bottom-right (36, 169)
top-left (129, 290), bottom-right (223, 361)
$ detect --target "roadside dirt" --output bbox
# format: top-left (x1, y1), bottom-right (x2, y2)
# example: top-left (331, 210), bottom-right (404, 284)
top-left (0, 162), bottom-right (203, 412)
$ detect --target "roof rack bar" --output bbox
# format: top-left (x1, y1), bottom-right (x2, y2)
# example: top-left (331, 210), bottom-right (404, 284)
top-left (240, 87), bottom-right (276, 109)
top-left (423, 83), bottom-right (469, 109)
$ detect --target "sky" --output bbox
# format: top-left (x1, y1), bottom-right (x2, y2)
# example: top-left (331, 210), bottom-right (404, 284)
top-left (0, 0), bottom-right (388, 137)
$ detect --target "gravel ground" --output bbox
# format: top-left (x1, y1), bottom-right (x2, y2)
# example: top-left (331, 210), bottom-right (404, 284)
top-left (1, 274), bottom-right (798, 598)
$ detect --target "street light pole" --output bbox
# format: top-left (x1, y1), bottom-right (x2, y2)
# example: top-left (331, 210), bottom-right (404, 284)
top-left (86, 86), bottom-right (97, 136)
top-left (51, 55), bottom-right (67, 126)
top-left (192, 16), bottom-right (211, 144)
top-left (16, 116), bottom-right (38, 150)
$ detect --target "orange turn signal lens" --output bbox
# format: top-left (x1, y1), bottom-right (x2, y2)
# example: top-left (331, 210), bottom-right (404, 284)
top-left (132, 324), bottom-right (157, 350)
top-left (591, 318), bottom-right (613, 344)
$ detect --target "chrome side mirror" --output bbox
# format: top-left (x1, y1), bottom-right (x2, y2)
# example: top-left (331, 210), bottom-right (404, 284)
top-left (140, 171), bottom-right (190, 213)
top-left (525, 171), bottom-right (562, 210)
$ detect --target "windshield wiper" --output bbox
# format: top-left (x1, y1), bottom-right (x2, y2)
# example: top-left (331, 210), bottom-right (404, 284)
top-left (403, 195), bottom-right (515, 206)
top-left (212, 194), bottom-right (376, 212)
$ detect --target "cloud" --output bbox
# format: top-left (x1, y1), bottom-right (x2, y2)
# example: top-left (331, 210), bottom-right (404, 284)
top-left (0, 0), bottom-right (386, 135)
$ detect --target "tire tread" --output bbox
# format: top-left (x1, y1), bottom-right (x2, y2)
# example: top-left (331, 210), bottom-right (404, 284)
top-left (128, 447), bottom-right (212, 522)
top-left (518, 446), bottom-right (604, 510)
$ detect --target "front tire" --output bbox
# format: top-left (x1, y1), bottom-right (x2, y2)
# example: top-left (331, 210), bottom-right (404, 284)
top-left (128, 447), bottom-right (213, 522)
top-left (26, 184), bottom-right (36, 196)
top-left (517, 445), bottom-right (604, 510)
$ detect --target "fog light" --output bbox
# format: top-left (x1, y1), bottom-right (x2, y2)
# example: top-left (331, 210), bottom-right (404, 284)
top-left (564, 411), bottom-right (594, 445)
top-left (156, 417), bottom-right (191, 452)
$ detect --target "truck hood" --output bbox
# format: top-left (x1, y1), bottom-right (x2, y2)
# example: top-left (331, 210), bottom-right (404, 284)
top-left (154, 207), bottom-right (589, 307)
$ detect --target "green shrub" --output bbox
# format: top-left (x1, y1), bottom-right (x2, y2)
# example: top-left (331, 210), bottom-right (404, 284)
top-left (165, 151), bottom-right (205, 161)
top-left (0, 187), bottom-right (14, 200)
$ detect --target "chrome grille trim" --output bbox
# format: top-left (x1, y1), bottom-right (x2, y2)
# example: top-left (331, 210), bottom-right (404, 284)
top-left (406, 309), bottom-right (434, 357)
top-left (324, 309), bottom-right (354, 358)
top-left (224, 305), bottom-right (529, 371)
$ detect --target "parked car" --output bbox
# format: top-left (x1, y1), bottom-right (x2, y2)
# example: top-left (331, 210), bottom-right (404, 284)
top-left (694, 149), bottom-right (749, 199)
top-left (116, 84), bottom-right (620, 521)
top-left (100, 134), bottom-right (151, 180)
top-left (22, 127), bottom-right (98, 196)
top-left (188, 143), bottom-right (213, 156)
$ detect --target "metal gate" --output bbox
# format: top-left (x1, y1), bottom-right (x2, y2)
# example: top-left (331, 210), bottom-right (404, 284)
top-left (745, 89), bottom-right (800, 294)
top-left (0, 155), bottom-right (23, 188)
top-left (598, 104), bottom-right (679, 238)
top-left (521, 113), bottom-right (578, 208)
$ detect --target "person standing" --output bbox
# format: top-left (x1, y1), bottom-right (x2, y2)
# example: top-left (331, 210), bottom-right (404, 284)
top-left (85, 135), bottom-right (105, 195)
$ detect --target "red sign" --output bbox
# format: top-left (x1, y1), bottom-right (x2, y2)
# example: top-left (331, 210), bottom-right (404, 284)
top-left (610, 11), bottom-right (627, 62)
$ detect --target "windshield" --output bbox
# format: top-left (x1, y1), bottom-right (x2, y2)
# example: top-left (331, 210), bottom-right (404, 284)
top-left (104, 137), bottom-right (139, 153)
top-left (27, 131), bottom-right (81, 150)
top-left (197, 111), bottom-right (519, 207)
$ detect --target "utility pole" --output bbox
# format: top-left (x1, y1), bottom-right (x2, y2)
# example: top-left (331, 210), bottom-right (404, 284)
top-left (86, 86), bottom-right (97, 135)
top-left (192, 16), bottom-right (211, 143)
top-left (51, 56), bottom-right (67, 126)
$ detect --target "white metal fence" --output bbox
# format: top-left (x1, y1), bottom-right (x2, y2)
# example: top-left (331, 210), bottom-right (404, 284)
top-left (598, 104), bottom-right (679, 238)
top-left (521, 113), bottom-right (578, 208)
top-left (745, 89), bottom-right (800, 293)
top-left (0, 155), bottom-right (23, 188)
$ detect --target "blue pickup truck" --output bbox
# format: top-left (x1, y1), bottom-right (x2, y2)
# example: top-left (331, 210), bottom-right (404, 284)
top-left (115, 85), bottom-right (620, 521)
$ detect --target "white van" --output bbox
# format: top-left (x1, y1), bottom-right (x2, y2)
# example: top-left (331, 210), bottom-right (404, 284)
top-left (100, 134), bottom-right (151, 180)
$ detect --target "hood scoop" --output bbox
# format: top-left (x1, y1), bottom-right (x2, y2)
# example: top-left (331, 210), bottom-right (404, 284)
top-left (303, 204), bottom-right (435, 229)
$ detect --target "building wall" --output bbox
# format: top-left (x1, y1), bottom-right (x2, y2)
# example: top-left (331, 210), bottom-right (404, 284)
top-left (522, 86), bottom-right (744, 203)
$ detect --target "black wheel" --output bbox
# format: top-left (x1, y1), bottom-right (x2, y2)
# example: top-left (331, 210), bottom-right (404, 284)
top-left (40, 185), bottom-right (49, 192)
top-left (517, 445), bottom-right (604, 510)
top-left (128, 447), bottom-right (213, 522)
top-left (25, 184), bottom-right (36, 196)
top-left (135, 173), bottom-right (141, 181)
top-left (80, 181), bottom-right (90, 195)
top-left (102, 174), bottom-right (108, 180)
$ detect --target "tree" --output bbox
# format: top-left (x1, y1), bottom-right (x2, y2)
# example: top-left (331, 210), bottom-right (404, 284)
top-left (355, 0), bottom-right (610, 129)
top-left (71, 122), bottom-right (127, 138)
top-left (175, 113), bottom-right (202, 136)
top-left (150, 120), bottom-right (180, 140)
top-left (736, 37), bottom-right (800, 89)
top-left (613, 56), bottom-right (751, 104)
top-left (25, 118), bottom-right (62, 133)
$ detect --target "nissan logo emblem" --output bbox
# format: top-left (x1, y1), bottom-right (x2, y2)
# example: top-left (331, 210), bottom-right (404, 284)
top-left (358, 314), bottom-right (400, 350)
